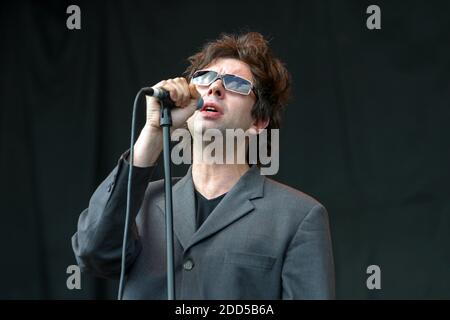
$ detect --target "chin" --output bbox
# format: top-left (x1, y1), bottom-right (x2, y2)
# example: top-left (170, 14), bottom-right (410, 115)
top-left (190, 117), bottom-right (221, 132)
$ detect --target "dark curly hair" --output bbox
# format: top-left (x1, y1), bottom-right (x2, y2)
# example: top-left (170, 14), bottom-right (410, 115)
top-left (184, 32), bottom-right (291, 159)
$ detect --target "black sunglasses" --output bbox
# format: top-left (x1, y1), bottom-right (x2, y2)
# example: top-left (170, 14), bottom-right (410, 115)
top-left (191, 70), bottom-right (256, 96)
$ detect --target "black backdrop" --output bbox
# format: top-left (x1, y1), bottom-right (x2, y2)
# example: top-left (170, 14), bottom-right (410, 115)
top-left (1, 0), bottom-right (449, 299)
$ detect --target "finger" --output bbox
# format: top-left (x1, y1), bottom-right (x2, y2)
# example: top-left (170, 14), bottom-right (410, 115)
top-left (153, 80), bottom-right (166, 88)
top-left (169, 78), bottom-right (189, 107)
top-left (145, 80), bottom-right (166, 100)
top-left (188, 83), bottom-right (201, 100)
top-left (156, 81), bottom-right (178, 103)
top-left (174, 77), bottom-right (191, 107)
top-left (145, 95), bottom-right (155, 105)
top-left (149, 80), bottom-right (178, 102)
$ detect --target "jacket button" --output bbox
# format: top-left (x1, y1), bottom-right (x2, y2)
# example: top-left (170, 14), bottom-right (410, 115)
top-left (183, 259), bottom-right (194, 271)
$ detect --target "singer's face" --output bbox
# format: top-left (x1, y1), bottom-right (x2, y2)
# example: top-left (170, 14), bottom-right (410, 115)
top-left (187, 58), bottom-right (259, 135)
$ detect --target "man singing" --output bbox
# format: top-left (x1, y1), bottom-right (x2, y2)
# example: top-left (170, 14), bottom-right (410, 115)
top-left (72, 32), bottom-right (335, 299)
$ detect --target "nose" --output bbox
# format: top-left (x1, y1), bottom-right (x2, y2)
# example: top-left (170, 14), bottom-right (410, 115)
top-left (207, 79), bottom-right (225, 99)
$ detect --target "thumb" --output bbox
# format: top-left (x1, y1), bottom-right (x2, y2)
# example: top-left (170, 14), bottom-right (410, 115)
top-left (188, 83), bottom-right (203, 110)
top-left (189, 83), bottom-right (201, 100)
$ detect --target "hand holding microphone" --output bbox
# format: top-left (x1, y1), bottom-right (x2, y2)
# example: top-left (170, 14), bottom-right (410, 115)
top-left (121, 77), bottom-right (203, 297)
top-left (131, 77), bottom-right (202, 168)
top-left (144, 77), bottom-right (203, 131)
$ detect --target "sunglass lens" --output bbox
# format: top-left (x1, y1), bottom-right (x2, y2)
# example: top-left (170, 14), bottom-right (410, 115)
top-left (192, 70), bottom-right (218, 85)
top-left (224, 75), bottom-right (252, 95)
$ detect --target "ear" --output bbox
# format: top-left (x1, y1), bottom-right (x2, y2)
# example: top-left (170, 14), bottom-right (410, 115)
top-left (247, 117), bottom-right (270, 135)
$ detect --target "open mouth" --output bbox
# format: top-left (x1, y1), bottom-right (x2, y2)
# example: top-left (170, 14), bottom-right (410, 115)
top-left (200, 103), bottom-right (223, 114)
top-left (204, 106), bottom-right (218, 113)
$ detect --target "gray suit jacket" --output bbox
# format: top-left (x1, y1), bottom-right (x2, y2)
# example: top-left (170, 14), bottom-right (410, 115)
top-left (72, 151), bottom-right (335, 299)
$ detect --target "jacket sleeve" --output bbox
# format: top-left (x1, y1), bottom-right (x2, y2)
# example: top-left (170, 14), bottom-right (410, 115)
top-left (71, 150), bottom-right (157, 279)
top-left (281, 204), bottom-right (336, 299)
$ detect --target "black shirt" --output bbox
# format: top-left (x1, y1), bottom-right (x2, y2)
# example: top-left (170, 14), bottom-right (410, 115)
top-left (194, 190), bottom-right (227, 230)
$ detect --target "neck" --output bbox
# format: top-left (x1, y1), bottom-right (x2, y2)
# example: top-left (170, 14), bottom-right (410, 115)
top-left (192, 162), bottom-right (250, 200)
top-left (190, 136), bottom-right (251, 199)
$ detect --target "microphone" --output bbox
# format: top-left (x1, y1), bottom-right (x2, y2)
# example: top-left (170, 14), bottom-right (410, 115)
top-left (142, 87), bottom-right (169, 99)
top-left (142, 87), bottom-right (203, 109)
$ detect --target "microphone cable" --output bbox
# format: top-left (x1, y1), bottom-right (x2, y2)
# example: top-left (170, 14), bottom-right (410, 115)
top-left (117, 88), bottom-right (203, 300)
top-left (117, 88), bottom-right (144, 300)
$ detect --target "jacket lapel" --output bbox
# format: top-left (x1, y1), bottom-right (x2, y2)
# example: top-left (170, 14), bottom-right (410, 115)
top-left (156, 165), bottom-right (265, 251)
top-left (156, 166), bottom-right (196, 249)
top-left (187, 165), bottom-right (264, 250)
